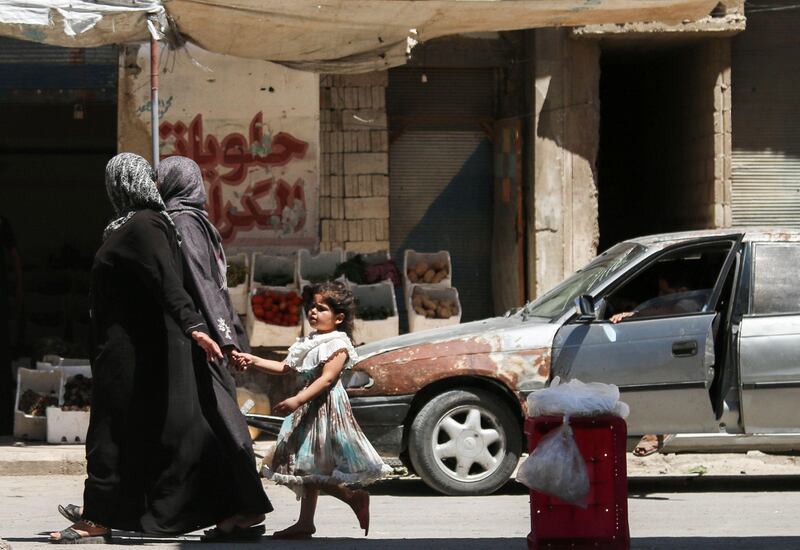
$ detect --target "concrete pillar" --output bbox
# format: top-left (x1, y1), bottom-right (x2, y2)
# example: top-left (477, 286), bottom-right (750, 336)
top-left (529, 28), bottom-right (600, 298)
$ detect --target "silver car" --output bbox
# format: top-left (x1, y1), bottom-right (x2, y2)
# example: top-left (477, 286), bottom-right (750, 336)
top-left (346, 228), bottom-right (800, 495)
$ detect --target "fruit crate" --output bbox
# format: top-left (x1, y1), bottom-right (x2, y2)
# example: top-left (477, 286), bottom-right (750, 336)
top-left (350, 280), bottom-right (399, 345)
top-left (14, 368), bottom-right (61, 441)
top-left (406, 284), bottom-right (461, 333)
top-left (525, 415), bottom-right (629, 550)
top-left (250, 252), bottom-right (296, 290)
top-left (297, 249), bottom-right (344, 291)
top-left (402, 250), bottom-right (452, 304)
top-left (246, 287), bottom-right (302, 348)
top-left (227, 253), bottom-right (250, 315)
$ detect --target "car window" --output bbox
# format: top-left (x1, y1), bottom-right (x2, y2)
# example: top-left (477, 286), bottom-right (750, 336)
top-left (752, 243), bottom-right (800, 315)
top-left (603, 241), bottom-right (733, 322)
top-left (523, 242), bottom-right (644, 319)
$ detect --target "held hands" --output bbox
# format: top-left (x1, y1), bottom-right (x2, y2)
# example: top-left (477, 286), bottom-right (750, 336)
top-left (191, 331), bottom-right (224, 361)
top-left (230, 350), bottom-right (257, 372)
top-left (272, 396), bottom-right (303, 416)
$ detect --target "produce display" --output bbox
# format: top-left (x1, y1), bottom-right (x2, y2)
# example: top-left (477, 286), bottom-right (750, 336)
top-left (226, 263), bottom-right (247, 287)
top-left (407, 261), bottom-right (449, 284)
top-left (18, 389), bottom-right (58, 416)
top-left (257, 272), bottom-right (294, 287)
top-left (62, 374), bottom-right (92, 411)
top-left (334, 255), bottom-right (367, 284)
top-left (251, 290), bottom-right (302, 326)
top-left (412, 292), bottom-right (458, 319)
top-left (357, 305), bottom-right (393, 321)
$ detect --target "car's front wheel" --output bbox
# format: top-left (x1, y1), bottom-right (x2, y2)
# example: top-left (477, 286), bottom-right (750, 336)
top-left (408, 388), bottom-right (521, 496)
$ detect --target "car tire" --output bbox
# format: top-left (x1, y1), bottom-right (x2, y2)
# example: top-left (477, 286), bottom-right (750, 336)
top-left (408, 387), bottom-right (521, 496)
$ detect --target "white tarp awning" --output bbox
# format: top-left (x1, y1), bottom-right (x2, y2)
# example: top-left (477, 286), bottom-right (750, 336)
top-left (0, 0), bottom-right (720, 72)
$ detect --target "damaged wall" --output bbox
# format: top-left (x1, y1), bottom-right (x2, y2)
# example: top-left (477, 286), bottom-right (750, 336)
top-left (118, 43), bottom-right (320, 251)
top-left (318, 72), bottom-right (390, 253)
top-left (530, 28), bottom-right (601, 297)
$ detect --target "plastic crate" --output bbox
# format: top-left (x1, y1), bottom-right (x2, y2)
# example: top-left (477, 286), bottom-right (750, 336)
top-left (350, 280), bottom-right (399, 345)
top-left (525, 415), bottom-right (629, 550)
top-left (402, 250), bottom-right (452, 302)
top-left (227, 252), bottom-right (250, 315)
top-left (246, 287), bottom-right (302, 348)
top-left (250, 252), bottom-right (296, 290)
top-left (406, 284), bottom-right (461, 333)
top-left (13, 368), bottom-right (61, 441)
top-left (297, 249), bottom-right (344, 291)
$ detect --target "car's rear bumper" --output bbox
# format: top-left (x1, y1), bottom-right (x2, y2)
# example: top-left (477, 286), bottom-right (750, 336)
top-left (350, 394), bottom-right (414, 458)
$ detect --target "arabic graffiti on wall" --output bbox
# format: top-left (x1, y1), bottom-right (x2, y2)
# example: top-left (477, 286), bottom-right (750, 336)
top-left (159, 112), bottom-right (311, 244)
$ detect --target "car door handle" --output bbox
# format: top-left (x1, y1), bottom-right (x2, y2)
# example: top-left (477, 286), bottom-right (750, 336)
top-left (672, 340), bottom-right (698, 357)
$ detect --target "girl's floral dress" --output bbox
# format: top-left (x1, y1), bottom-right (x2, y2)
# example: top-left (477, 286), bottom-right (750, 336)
top-left (263, 330), bottom-right (392, 496)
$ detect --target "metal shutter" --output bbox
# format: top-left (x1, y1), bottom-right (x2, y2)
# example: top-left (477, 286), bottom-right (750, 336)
top-left (731, 4), bottom-right (800, 226)
top-left (388, 68), bottom-right (495, 321)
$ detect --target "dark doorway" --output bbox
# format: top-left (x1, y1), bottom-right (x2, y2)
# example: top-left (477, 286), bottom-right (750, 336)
top-left (597, 41), bottom-right (717, 252)
top-left (0, 38), bottom-right (117, 357)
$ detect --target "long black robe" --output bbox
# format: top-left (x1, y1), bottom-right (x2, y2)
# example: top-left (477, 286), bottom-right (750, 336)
top-left (82, 210), bottom-right (270, 535)
top-left (171, 211), bottom-right (271, 519)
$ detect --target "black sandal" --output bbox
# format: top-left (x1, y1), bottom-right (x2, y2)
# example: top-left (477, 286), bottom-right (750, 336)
top-left (57, 504), bottom-right (83, 524)
top-left (200, 524), bottom-right (265, 542)
top-left (49, 526), bottom-right (111, 544)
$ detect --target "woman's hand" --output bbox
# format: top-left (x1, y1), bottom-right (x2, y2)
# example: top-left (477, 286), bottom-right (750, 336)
top-left (191, 331), bottom-right (224, 362)
top-left (272, 396), bottom-right (303, 416)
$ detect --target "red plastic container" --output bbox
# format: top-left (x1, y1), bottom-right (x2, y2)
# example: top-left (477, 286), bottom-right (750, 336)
top-left (524, 415), bottom-right (630, 550)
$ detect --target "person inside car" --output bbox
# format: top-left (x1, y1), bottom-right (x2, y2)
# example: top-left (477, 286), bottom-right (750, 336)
top-left (609, 264), bottom-right (711, 456)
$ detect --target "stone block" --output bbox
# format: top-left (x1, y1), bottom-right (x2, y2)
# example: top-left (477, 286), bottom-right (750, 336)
top-left (319, 197), bottom-right (331, 218)
top-left (330, 176), bottom-right (344, 197)
top-left (356, 131), bottom-right (371, 152)
top-left (344, 87), bottom-right (359, 109)
top-left (331, 87), bottom-right (346, 109)
top-left (376, 218), bottom-right (389, 241)
top-left (320, 87), bottom-right (332, 110)
top-left (344, 153), bottom-right (388, 175)
top-left (320, 175), bottom-right (330, 197)
top-left (348, 220), bottom-right (363, 241)
top-left (358, 87), bottom-right (372, 109)
top-left (330, 197), bottom-right (344, 219)
top-left (345, 240), bottom-right (390, 253)
top-left (321, 220), bottom-right (332, 242)
top-left (358, 175), bottom-right (372, 197)
top-left (345, 175), bottom-right (360, 197)
top-left (332, 220), bottom-right (348, 242)
top-left (344, 197), bottom-right (389, 219)
top-left (370, 130), bottom-right (388, 152)
top-left (372, 86), bottom-right (385, 109)
top-left (342, 109), bottom-right (387, 130)
top-left (370, 175), bottom-right (388, 197)
top-left (361, 219), bottom-right (376, 241)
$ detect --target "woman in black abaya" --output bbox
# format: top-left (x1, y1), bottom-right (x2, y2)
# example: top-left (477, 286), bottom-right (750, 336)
top-left (49, 153), bottom-right (258, 543)
top-left (157, 155), bottom-right (272, 538)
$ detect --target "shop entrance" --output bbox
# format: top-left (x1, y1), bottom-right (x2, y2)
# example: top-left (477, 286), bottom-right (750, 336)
top-left (597, 40), bottom-right (717, 251)
top-left (0, 38), bottom-right (117, 358)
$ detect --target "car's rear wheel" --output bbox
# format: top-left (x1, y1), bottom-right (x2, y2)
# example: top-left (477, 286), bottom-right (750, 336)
top-left (408, 388), bottom-right (521, 495)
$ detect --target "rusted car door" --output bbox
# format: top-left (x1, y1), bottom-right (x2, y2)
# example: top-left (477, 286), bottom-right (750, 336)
top-left (550, 236), bottom-right (742, 435)
top-left (739, 241), bottom-right (800, 433)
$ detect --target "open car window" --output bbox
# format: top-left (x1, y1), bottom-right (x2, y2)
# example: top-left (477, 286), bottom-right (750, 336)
top-left (602, 241), bottom-right (734, 322)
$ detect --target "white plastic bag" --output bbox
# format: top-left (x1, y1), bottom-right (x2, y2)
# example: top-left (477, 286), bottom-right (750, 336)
top-left (526, 376), bottom-right (630, 418)
top-left (515, 418), bottom-right (589, 507)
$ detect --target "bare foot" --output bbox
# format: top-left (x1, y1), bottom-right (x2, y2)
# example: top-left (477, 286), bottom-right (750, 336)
top-left (272, 523), bottom-right (316, 539)
top-left (350, 490), bottom-right (370, 536)
top-left (49, 520), bottom-right (109, 542)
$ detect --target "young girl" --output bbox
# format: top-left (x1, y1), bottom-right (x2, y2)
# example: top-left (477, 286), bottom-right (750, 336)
top-left (233, 281), bottom-right (391, 539)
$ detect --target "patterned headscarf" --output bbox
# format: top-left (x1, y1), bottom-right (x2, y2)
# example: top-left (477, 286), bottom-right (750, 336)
top-left (102, 153), bottom-right (170, 240)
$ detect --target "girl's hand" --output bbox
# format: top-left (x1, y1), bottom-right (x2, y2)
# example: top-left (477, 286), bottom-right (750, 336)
top-left (272, 396), bottom-right (303, 415)
top-left (231, 351), bottom-right (256, 371)
top-left (191, 331), bottom-right (224, 362)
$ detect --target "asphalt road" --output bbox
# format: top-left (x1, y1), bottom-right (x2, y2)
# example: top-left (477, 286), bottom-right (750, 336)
top-left (2, 475), bottom-right (800, 549)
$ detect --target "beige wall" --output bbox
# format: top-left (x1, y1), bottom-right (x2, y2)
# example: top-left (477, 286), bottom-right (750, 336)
top-left (318, 73), bottom-right (390, 253)
top-left (118, 43), bottom-right (320, 251)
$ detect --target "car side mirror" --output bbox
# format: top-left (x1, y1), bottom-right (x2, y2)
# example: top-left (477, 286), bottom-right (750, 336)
top-left (575, 294), bottom-right (597, 322)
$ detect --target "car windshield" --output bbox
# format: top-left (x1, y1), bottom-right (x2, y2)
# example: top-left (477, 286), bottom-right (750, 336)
top-left (522, 242), bottom-right (645, 320)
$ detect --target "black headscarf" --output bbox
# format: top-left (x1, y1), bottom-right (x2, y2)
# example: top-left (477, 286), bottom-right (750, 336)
top-left (157, 156), bottom-right (226, 288)
top-left (103, 153), bottom-right (170, 240)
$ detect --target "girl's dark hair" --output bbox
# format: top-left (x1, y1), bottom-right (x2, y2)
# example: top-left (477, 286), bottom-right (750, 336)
top-left (309, 281), bottom-right (356, 342)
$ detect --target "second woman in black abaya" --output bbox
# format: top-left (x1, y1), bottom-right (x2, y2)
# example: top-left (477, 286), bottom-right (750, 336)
top-left (50, 154), bottom-right (264, 543)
